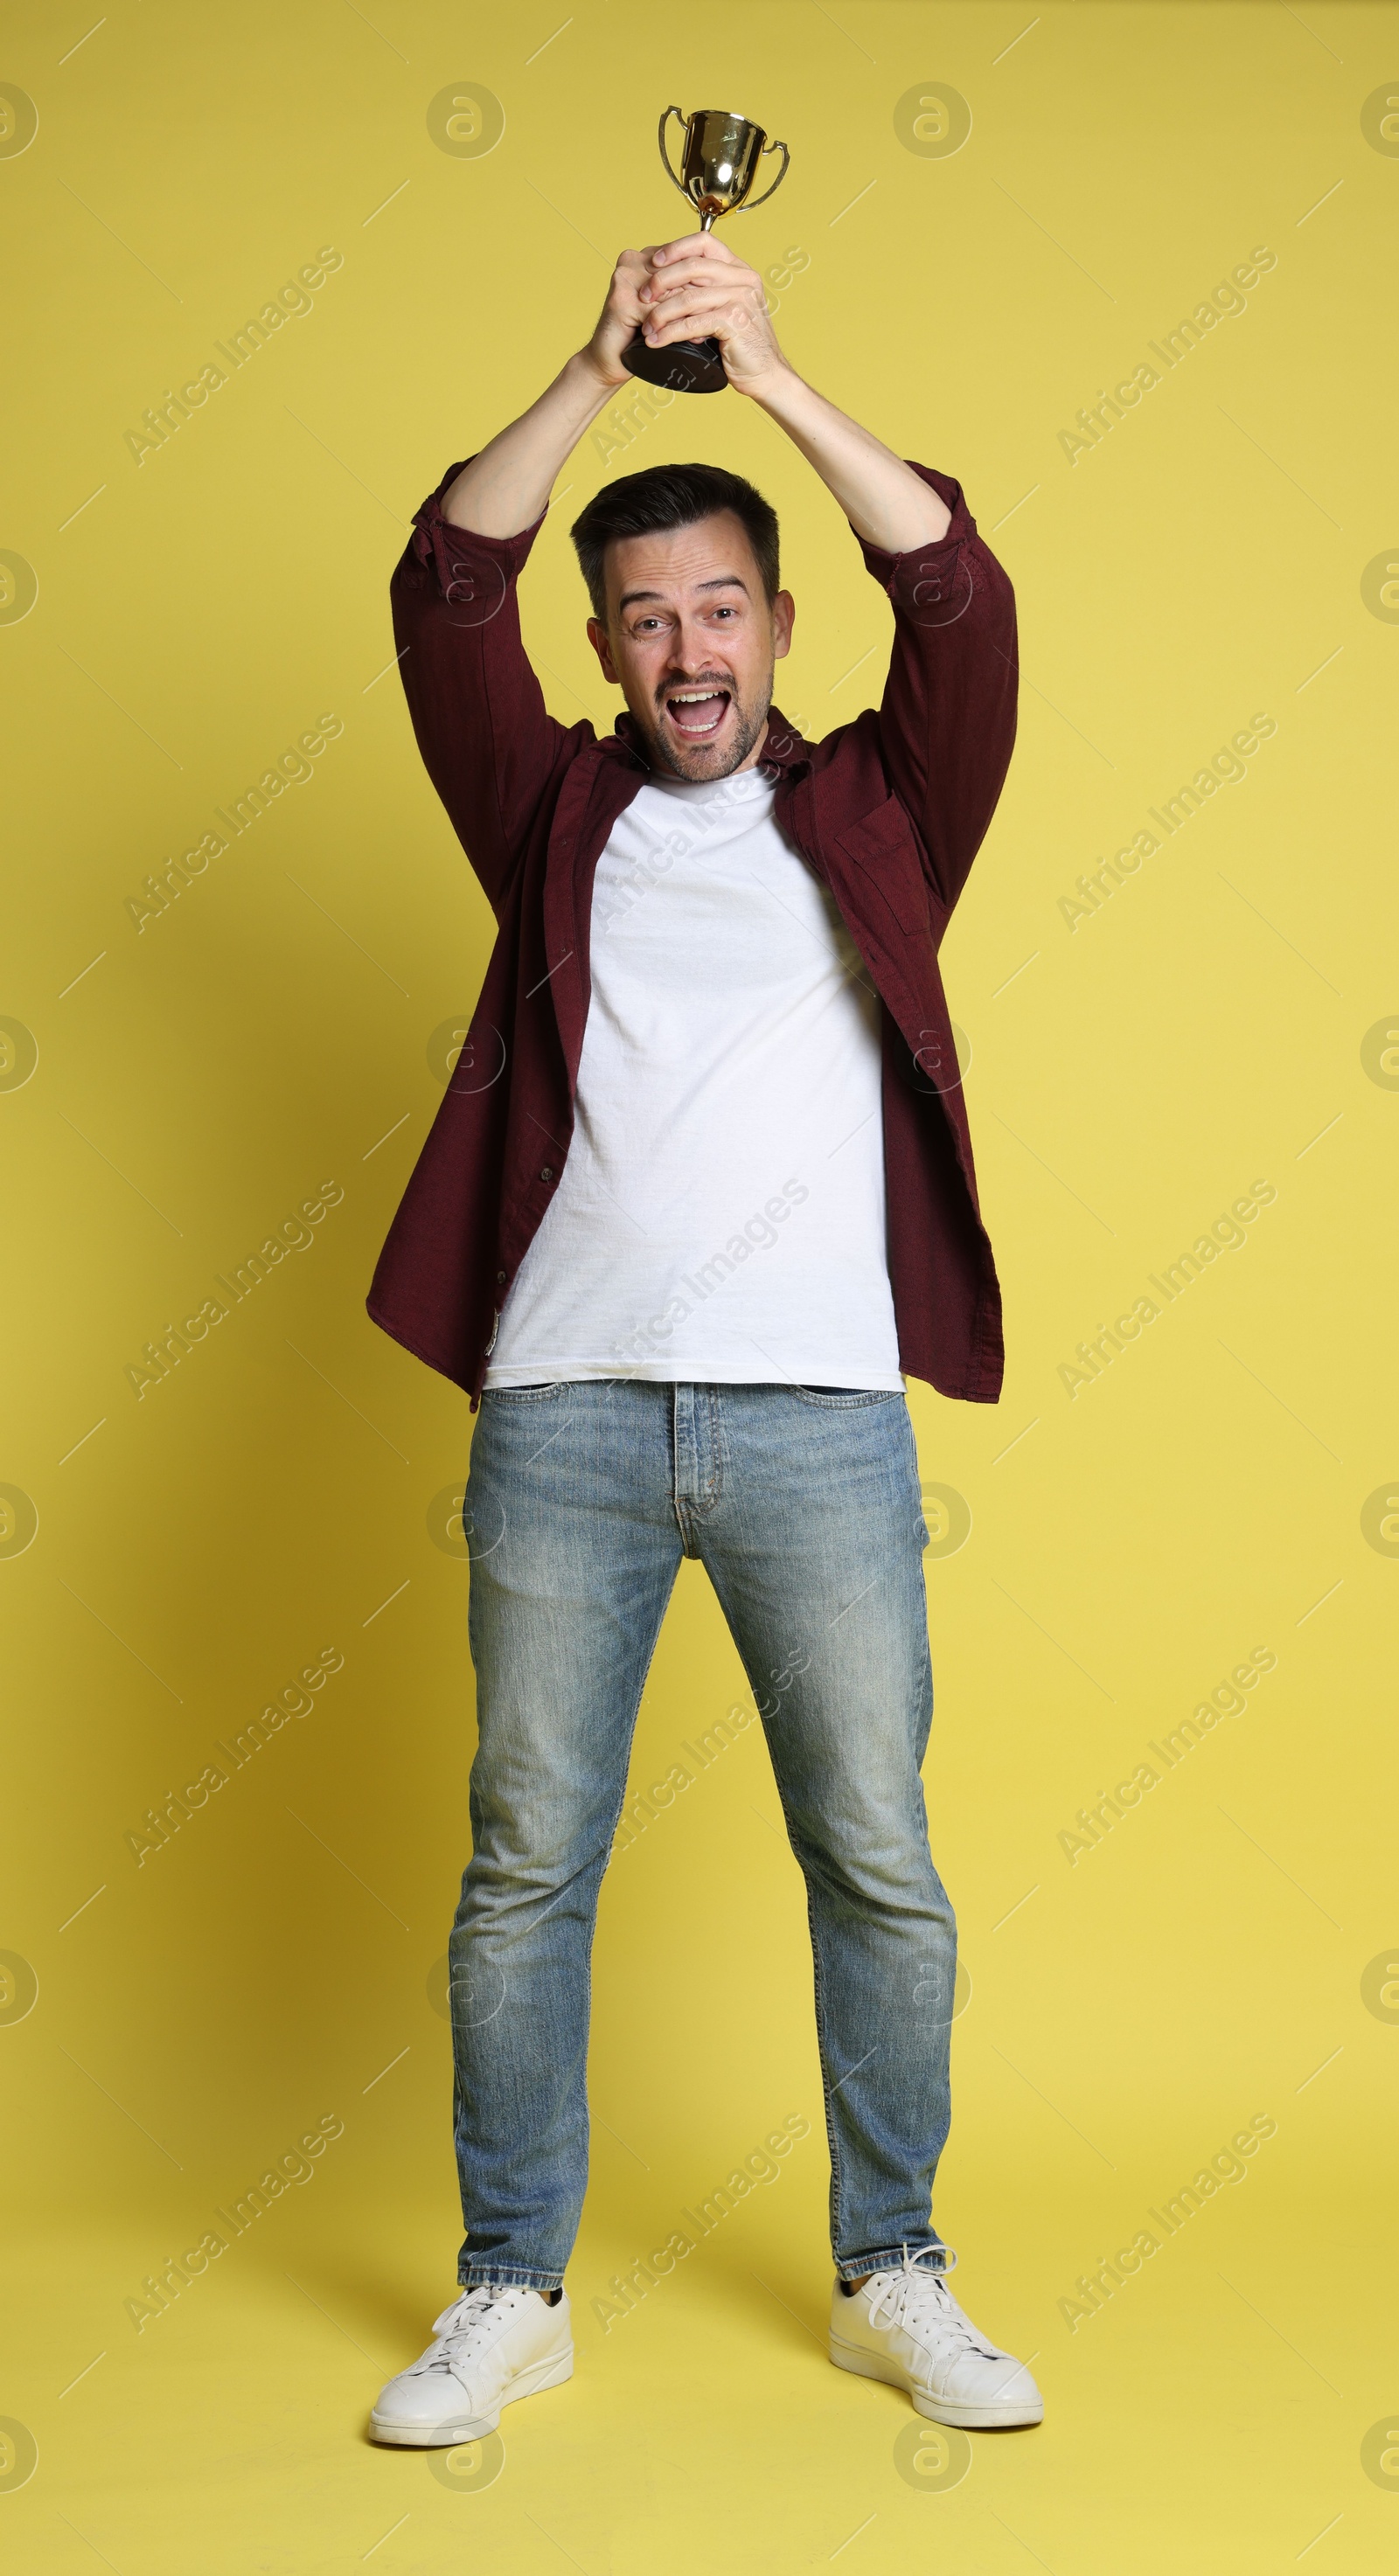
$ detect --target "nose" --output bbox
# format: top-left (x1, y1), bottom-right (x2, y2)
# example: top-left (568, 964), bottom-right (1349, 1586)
top-left (668, 615), bottom-right (724, 676)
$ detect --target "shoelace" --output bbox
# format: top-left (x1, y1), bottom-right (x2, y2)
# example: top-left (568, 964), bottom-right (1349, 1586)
top-left (866, 2246), bottom-right (990, 2353)
top-left (424, 2284), bottom-right (515, 2371)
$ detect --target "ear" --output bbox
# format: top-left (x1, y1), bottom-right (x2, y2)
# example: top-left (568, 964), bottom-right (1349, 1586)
top-left (771, 588), bottom-right (795, 663)
top-left (587, 615), bottom-right (621, 685)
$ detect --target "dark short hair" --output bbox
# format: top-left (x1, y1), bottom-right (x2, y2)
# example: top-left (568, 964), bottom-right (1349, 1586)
top-left (570, 462), bottom-right (780, 621)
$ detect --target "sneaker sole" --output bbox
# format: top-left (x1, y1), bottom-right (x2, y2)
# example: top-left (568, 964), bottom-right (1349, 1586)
top-left (369, 2344), bottom-right (574, 2447)
top-left (829, 2332), bottom-right (1043, 2430)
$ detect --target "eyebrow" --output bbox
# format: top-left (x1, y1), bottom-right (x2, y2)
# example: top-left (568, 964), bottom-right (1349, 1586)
top-left (616, 573), bottom-right (752, 612)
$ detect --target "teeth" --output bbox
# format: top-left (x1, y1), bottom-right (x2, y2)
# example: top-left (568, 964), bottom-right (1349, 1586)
top-left (669, 690), bottom-right (726, 703)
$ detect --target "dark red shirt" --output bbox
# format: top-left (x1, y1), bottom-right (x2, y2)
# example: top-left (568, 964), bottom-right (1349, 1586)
top-left (367, 457), bottom-right (1018, 1409)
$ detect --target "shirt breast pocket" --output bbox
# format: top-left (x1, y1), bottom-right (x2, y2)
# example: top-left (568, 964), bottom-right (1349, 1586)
top-left (835, 795), bottom-right (932, 940)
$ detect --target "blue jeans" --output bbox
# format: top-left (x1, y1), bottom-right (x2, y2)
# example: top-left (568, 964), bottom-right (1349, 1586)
top-left (451, 1379), bottom-right (956, 2290)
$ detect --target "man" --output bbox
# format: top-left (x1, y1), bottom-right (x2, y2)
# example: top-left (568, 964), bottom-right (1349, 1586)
top-left (366, 230), bottom-right (1040, 2445)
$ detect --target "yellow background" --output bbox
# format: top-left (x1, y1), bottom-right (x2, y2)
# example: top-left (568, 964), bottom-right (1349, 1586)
top-left (3, 1), bottom-right (1396, 2568)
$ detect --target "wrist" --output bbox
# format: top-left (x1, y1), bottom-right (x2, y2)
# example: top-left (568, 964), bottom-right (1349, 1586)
top-left (737, 355), bottom-right (805, 413)
top-left (573, 343), bottom-right (629, 399)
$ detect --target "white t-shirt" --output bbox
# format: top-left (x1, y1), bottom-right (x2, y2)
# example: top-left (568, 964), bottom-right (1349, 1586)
top-left (485, 763), bottom-right (903, 1389)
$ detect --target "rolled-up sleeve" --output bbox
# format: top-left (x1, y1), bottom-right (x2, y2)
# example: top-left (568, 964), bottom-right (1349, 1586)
top-left (856, 463), bottom-right (1018, 920)
top-left (390, 462), bottom-right (588, 916)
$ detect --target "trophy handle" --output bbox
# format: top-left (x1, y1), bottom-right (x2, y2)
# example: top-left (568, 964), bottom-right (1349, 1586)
top-left (737, 135), bottom-right (790, 212)
top-left (657, 105), bottom-right (691, 203)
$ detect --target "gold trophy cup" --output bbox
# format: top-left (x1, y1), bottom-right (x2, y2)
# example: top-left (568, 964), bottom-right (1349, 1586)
top-left (623, 105), bottom-right (790, 394)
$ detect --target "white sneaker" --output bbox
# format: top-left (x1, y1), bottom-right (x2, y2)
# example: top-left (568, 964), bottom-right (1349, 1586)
top-left (369, 2283), bottom-right (574, 2447)
top-left (830, 2248), bottom-right (1042, 2429)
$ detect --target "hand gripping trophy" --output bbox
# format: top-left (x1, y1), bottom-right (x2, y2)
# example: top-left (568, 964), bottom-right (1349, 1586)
top-left (623, 105), bottom-right (790, 394)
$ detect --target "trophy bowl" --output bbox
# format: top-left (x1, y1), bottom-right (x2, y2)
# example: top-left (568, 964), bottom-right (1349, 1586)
top-left (623, 105), bottom-right (790, 395)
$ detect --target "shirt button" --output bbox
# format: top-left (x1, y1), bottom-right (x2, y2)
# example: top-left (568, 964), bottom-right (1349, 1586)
top-left (539, 1166), bottom-right (553, 1183)
top-left (496, 1268), bottom-right (506, 1283)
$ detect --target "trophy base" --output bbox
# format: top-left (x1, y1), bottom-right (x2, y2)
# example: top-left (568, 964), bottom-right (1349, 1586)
top-left (622, 329), bottom-right (728, 395)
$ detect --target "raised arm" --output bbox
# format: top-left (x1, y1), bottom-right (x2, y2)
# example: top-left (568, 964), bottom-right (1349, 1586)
top-left (634, 234), bottom-right (1016, 915)
top-left (394, 253), bottom-right (671, 907)
top-left (635, 233), bottom-right (952, 551)
top-left (442, 252), bottom-right (665, 533)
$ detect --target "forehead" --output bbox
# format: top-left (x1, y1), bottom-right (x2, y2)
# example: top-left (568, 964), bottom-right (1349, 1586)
top-left (603, 509), bottom-right (762, 610)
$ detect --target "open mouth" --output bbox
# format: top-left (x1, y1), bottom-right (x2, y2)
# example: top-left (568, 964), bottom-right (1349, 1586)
top-left (664, 685), bottom-right (731, 742)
